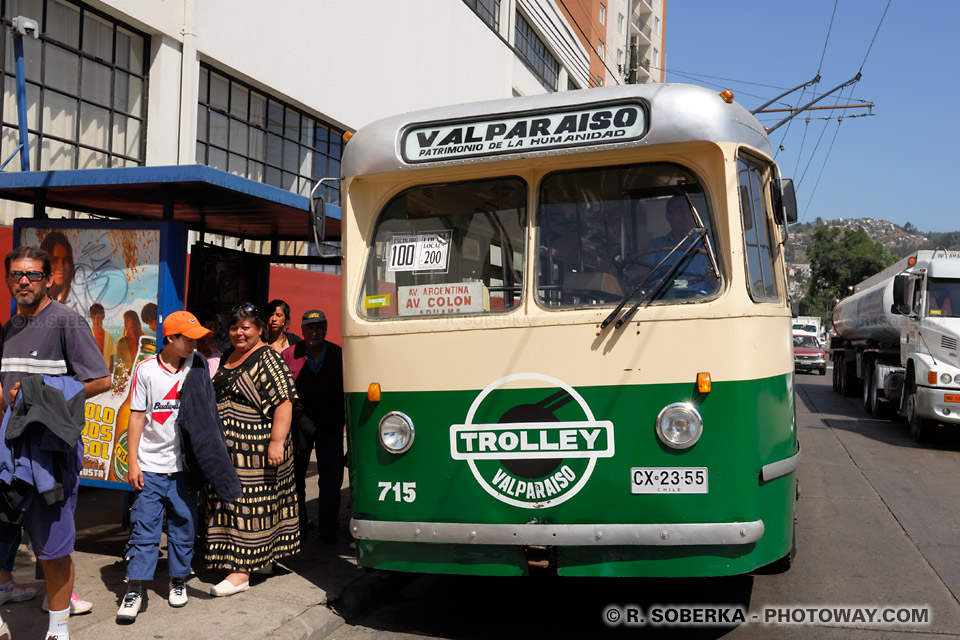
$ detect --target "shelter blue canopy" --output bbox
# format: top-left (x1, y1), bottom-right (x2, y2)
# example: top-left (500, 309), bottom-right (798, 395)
top-left (0, 164), bottom-right (341, 242)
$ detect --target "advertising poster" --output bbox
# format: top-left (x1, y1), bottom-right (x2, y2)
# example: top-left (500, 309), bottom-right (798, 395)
top-left (18, 225), bottom-right (160, 488)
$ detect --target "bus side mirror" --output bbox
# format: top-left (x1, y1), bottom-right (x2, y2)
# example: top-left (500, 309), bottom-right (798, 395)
top-left (891, 274), bottom-right (910, 315)
top-left (311, 195), bottom-right (326, 246)
top-left (778, 178), bottom-right (798, 224)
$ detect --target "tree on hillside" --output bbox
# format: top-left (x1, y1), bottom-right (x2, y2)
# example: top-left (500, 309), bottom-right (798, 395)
top-left (798, 226), bottom-right (897, 324)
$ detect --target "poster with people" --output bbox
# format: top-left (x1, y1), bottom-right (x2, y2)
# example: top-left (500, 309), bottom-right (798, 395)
top-left (18, 224), bottom-right (160, 488)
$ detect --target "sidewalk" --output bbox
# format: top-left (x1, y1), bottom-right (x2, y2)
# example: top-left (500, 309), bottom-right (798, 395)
top-left (0, 468), bottom-right (368, 640)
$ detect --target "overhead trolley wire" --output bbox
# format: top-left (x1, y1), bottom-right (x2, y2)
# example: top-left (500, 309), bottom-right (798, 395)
top-left (817, 0), bottom-right (839, 75)
top-left (860, 0), bottom-right (892, 72)
top-left (799, 0), bottom-right (892, 220)
top-left (773, 0), bottom-right (836, 160)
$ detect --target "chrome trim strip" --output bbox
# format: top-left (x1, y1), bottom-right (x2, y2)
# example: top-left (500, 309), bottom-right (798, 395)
top-left (761, 442), bottom-right (801, 482)
top-left (350, 519), bottom-right (764, 546)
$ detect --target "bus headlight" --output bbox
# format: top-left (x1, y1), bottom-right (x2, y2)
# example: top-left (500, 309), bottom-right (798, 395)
top-left (378, 412), bottom-right (415, 454)
top-left (941, 373), bottom-right (952, 385)
top-left (656, 403), bottom-right (703, 449)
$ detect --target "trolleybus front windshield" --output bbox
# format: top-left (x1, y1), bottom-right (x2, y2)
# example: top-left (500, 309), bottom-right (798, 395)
top-left (536, 162), bottom-right (721, 308)
top-left (359, 177), bottom-right (526, 319)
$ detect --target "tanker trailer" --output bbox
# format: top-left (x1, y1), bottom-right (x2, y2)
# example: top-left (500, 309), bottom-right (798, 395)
top-left (831, 249), bottom-right (960, 441)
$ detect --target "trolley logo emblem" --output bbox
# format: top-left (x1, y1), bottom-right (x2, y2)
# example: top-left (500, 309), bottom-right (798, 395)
top-left (402, 101), bottom-right (647, 163)
top-left (451, 374), bottom-right (614, 509)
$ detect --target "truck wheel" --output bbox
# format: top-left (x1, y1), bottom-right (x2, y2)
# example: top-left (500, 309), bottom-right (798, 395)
top-left (905, 388), bottom-right (933, 443)
top-left (862, 365), bottom-right (873, 412)
top-left (818, 368), bottom-right (826, 376)
top-left (868, 376), bottom-right (885, 418)
top-left (841, 360), bottom-right (858, 398)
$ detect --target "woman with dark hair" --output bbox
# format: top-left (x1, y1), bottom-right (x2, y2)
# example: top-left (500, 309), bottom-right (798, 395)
top-left (204, 303), bottom-right (300, 596)
top-left (39, 232), bottom-right (74, 304)
top-left (115, 309), bottom-right (145, 383)
top-left (265, 299), bottom-right (301, 354)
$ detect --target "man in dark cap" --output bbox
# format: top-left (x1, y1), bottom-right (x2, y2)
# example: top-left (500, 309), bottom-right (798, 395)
top-left (281, 310), bottom-right (345, 544)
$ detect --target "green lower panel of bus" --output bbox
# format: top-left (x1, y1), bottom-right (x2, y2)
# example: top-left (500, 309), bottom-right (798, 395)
top-left (347, 373), bottom-right (797, 577)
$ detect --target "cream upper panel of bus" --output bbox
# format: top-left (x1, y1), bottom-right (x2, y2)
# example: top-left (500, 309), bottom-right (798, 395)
top-left (340, 84), bottom-right (771, 181)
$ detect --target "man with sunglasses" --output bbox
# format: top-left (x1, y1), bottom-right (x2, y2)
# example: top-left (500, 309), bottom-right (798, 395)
top-left (0, 246), bottom-right (110, 640)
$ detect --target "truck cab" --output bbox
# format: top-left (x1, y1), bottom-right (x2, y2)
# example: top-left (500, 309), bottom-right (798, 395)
top-left (893, 252), bottom-right (960, 439)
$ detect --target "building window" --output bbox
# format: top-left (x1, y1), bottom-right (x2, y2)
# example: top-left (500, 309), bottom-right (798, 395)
top-left (599, 4), bottom-right (606, 25)
top-left (618, 13), bottom-right (625, 35)
top-left (655, 15), bottom-right (661, 34)
top-left (598, 40), bottom-right (604, 60)
top-left (0, 0), bottom-right (149, 171)
top-left (617, 48), bottom-right (624, 68)
top-left (196, 64), bottom-right (345, 206)
top-left (462, 0), bottom-right (501, 33)
top-left (515, 13), bottom-right (560, 92)
top-left (596, 75), bottom-right (603, 87)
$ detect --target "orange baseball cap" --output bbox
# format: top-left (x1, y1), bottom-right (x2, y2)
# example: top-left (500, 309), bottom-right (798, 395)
top-left (162, 310), bottom-right (212, 339)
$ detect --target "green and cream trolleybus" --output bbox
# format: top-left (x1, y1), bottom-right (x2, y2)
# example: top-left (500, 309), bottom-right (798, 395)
top-left (336, 83), bottom-right (799, 577)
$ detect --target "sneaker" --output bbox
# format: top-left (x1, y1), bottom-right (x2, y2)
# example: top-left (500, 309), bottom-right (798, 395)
top-left (41, 592), bottom-right (93, 615)
top-left (169, 578), bottom-right (187, 608)
top-left (0, 580), bottom-right (37, 603)
top-left (116, 589), bottom-right (142, 624)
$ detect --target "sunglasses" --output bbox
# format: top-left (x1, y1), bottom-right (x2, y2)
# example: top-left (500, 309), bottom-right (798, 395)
top-left (233, 303), bottom-right (263, 317)
top-left (7, 270), bottom-right (47, 282)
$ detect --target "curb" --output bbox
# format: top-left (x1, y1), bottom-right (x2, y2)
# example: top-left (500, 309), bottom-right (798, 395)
top-left (267, 568), bottom-right (410, 640)
top-left (330, 568), bottom-right (411, 621)
top-left (265, 604), bottom-right (345, 640)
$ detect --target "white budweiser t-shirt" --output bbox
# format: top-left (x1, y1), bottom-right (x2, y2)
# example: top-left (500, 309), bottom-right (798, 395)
top-left (129, 356), bottom-right (184, 473)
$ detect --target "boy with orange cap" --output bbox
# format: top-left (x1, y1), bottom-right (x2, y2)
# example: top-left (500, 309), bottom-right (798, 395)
top-left (116, 311), bottom-right (212, 623)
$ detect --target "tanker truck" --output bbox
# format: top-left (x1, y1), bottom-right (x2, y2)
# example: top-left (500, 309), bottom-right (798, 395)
top-left (831, 249), bottom-right (960, 441)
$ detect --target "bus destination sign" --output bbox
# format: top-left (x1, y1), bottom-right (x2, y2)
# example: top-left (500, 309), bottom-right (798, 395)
top-left (402, 101), bottom-right (647, 163)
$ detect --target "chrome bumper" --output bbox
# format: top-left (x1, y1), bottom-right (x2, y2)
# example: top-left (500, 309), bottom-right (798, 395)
top-left (761, 442), bottom-right (801, 482)
top-left (916, 385), bottom-right (960, 424)
top-left (350, 519), bottom-right (765, 546)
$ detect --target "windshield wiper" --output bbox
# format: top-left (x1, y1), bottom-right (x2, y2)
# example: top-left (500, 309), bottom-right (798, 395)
top-left (601, 229), bottom-right (703, 329)
top-left (601, 193), bottom-right (720, 331)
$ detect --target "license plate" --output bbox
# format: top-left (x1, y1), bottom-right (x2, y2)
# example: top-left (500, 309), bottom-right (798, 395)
top-left (631, 467), bottom-right (708, 494)
top-left (946, 394), bottom-right (960, 403)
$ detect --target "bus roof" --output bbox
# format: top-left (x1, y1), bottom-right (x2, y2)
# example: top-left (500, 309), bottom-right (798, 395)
top-left (341, 83), bottom-right (771, 179)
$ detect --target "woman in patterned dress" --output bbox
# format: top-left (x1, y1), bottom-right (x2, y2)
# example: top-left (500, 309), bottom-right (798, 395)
top-left (205, 303), bottom-right (300, 596)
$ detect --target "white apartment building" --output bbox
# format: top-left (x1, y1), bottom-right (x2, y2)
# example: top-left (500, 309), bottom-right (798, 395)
top-left (604, 0), bottom-right (665, 86)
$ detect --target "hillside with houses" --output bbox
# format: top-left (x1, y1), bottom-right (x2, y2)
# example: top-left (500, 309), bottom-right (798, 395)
top-left (785, 218), bottom-right (960, 301)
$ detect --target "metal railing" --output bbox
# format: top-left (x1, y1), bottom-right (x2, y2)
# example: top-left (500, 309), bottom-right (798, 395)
top-left (631, 14), bottom-right (652, 39)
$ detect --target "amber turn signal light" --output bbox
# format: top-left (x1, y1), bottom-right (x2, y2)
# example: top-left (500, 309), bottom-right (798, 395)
top-left (697, 372), bottom-right (712, 394)
top-left (367, 383), bottom-right (381, 402)
top-left (928, 372), bottom-right (938, 385)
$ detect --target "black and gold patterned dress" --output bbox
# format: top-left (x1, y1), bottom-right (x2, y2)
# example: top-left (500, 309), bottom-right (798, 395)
top-left (205, 346), bottom-right (300, 571)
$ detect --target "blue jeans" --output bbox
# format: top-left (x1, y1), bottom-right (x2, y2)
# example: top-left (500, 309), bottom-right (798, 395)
top-left (0, 522), bottom-right (19, 573)
top-left (125, 471), bottom-right (197, 581)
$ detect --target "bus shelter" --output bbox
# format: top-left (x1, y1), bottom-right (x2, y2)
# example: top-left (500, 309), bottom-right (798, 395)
top-left (0, 164), bottom-right (340, 490)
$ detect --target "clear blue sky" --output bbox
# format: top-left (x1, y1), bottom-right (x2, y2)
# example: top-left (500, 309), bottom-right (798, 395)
top-left (663, 1), bottom-right (958, 233)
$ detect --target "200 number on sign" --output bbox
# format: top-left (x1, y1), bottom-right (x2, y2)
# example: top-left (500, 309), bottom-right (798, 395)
top-left (631, 467), bottom-right (708, 494)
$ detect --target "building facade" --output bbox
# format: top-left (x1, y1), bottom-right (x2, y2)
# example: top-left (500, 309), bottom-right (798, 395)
top-left (603, 0), bottom-right (666, 86)
top-left (0, 0), bottom-right (665, 262)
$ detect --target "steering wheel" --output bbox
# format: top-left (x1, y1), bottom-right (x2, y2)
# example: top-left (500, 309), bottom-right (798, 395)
top-left (613, 246), bottom-right (666, 281)
top-left (615, 245), bottom-right (713, 287)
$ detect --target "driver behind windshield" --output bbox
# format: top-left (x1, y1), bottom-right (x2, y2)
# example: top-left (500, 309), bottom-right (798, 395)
top-left (621, 195), bottom-right (719, 298)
